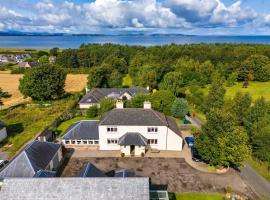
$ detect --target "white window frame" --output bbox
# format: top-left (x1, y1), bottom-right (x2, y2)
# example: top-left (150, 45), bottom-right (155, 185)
top-left (107, 127), bottom-right (118, 133)
top-left (107, 138), bottom-right (118, 145)
top-left (147, 127), bottom-right (158, 133)
top-left (148, 139), bottom-right (158, 145)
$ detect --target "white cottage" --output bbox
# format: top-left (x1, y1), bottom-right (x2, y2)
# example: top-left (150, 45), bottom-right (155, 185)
top-left (62, 101), bottom-right (183, 156)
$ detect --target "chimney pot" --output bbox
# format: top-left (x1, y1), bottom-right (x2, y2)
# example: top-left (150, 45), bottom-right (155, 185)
top-left (144, 101), bottom-right (151, 109)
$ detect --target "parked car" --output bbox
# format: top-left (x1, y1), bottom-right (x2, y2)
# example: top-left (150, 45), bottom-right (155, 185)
top-left (0, 160), bottom-right (9, 171)
top-left (191, 147), bottom-right (202, 162)
top-left (183, 119), bottom-right (192, 124)
top-left (185, 136), bottom-right (194, 148)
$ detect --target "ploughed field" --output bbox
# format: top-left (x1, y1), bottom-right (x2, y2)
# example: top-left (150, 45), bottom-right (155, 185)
top-left (0, 73), bottom-right (88, 108)
top-left (60, 157), bottom-right (256, 199)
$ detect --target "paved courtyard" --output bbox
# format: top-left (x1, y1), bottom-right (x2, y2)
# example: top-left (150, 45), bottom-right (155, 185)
top-left (60, 156), bottom-right (257, 199)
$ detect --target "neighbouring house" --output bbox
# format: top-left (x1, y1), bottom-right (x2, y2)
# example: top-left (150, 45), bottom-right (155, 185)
top-left (78, 87), bottom-right (149, 109)
top-left (49, 56), bottom-right (56, 63)
top-left (0, 177), bottom-right (150, 200)
top-left (0, 121), bottom-right (7, 143)
top-left (62, 101), bottom-right (183, 156)
top-left (0, 140), bottom-right (62, 177)
top-left (18, 61), bottom-right (39, 68)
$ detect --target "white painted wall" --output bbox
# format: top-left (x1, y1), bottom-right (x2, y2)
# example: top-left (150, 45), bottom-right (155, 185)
top-left (120, 146), bottom-right (130, 156)
top-left (99, 125), bottom-right (182, 151)
top-left (79, 103), bottom-right (100, 109)
top-left (0, 127), bottom-right (7, 143)
top-left (135, 146), bottom-right (145, 156)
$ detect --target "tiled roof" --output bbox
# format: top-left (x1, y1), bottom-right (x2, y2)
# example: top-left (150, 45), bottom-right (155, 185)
top-left (79, 87), bottom-right (148, 104)
top-left (0, 178), bottom-right (150, 200)
top-left (118, 132), bottom-right (148, 146)
top-left (63, 120), bottom-right (99, 140)
top-left (0, 141), bottom-right (61, 178)
top-left (77, 163), bottom-right (106, 177)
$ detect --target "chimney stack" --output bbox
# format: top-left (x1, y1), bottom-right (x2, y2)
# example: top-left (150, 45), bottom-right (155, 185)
top-left (116, 100), bottom-right (124, 109)
top-left (143, 101), bottom-right (151, 109)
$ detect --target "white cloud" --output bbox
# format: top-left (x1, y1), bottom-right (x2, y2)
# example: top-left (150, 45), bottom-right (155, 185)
top-left (0, 0), bottom-right (269, 34)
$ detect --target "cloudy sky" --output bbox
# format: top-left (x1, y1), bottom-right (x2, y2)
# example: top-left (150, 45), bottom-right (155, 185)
top-left (0, 0), bottom-right (270, 35)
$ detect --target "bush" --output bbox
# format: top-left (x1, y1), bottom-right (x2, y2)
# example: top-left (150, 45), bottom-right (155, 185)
top-left (86, 105), bottom-right (98, 118)
top-left (141, 152), bottom-right (145, 157)
top-left (99, 98), bottom-right (115, 115)
top-left (171, 98), bottom-right (189, 119)
top-left (121, 153), bottom-right (125, 157)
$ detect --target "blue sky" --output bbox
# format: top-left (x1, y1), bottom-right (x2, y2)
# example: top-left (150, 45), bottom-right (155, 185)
top-left (0, 0), bottom-right (270, 35)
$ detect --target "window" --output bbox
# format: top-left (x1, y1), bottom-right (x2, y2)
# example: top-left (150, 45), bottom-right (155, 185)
top-left (65, 140), bottom-right (70, 144)
top-left (89, 141), bottom-right (93, 144)
top-left (71, 140), bottom-right (76, 144)
top-left (148, 127), bottom-right (158, 133)
top-left (107, 139), bottom-right (118, 144)
top-left (107, 127), bottom-right (118, 133)
top-left (83, 140), bottom-right (88, 144)
top-left (77, 141), bottom-right (81, 144)
top-left (148, 139), bottom-right (158, 145)
top-left (94, 141), bottom-right (99, 144)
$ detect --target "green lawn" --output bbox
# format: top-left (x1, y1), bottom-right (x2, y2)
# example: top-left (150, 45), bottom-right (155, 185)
top-left (202, 81), bottom-right (270, 102)
top-left (56, 116), bottom-right (100, 137)
top-left (247, 157), bottom-right (270, 182)
top-left (122, 74), bottom-right (133, 87)
top-left (169, 193), bottom-right (225, 200)
top-left (0, 96), bottom-right (77, 158)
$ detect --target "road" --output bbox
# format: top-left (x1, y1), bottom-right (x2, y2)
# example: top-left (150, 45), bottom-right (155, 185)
top-left (239, 161), bottom-right (270, 199)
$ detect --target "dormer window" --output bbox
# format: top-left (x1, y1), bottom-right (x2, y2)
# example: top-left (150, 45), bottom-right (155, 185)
top-left (148, 127), bottom-right (158, 133)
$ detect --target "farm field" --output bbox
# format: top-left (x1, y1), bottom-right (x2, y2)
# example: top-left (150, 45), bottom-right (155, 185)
top-left (202, 82), bottom-right (270, 102)
top-left (0, 73), bottom-right (88, 109)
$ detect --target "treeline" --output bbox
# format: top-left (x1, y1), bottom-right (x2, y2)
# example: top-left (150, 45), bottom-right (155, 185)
top-left (55, 43), bottom-right (270, 91)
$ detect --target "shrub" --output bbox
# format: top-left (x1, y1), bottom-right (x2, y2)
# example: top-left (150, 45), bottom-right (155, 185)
top-left (141, 152), bottom-right (145, 157)
top-left (171, 98), bottom-right (189, 119)
top-left (86, 105), bottom-right (98, 118)
top-left (99, 98), bottom-right (115, 115)
top-left (121, 153), bottom-right (125, 157)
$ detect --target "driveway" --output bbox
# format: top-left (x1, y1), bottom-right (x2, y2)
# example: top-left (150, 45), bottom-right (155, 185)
top-left (60, 157), bottom-right (257, 199)
top-left (239, 161), bottom-right (270, 199)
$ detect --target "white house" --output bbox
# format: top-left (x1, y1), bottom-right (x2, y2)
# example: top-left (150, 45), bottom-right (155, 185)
top-left (78, 87), bottom-right (149, 109)
top-left (0, 121), bottom-right (7, 143)
top-left (62, 101), bottom-right (183, 156)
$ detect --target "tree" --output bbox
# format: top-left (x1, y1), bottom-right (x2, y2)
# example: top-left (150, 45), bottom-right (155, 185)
top-left (19, 65), bottom-right (67, 101)
top-left (126, 93), bottom-right (150, 108)
top-left (107, 70), bottom-right (123, 88)
top-left (150, 90), bottom-right (176, 115)
top-left (252, 125), bottom-right (270, 162)
top-left (87, 67), bottom-right (108, 89)
top-left (171, 98), bottom-right (189, 119)
top-left (196, 108), bottom-right (250, 167)
top-left (159, 72), bottom-right (183, 95)
top-left (49, 48), bottom-right (59, 56)
top-left (226, 71), bottom-right (238, 87)
top-left (39, 55), bottom-right (49, 65)
top-left (0, 88), bottom-right (11, 106)
top-left (86, 105), bottom-right (98, 118)
top-left (229, 92), bottom-right (252, 125)
top-left (203, 72), bottom-right (226, 113)
top-left (99, 98), bottom-right (115, 115)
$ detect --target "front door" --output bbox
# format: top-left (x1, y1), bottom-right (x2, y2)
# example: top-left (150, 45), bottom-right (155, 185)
top-left (130, 145), bottom-right (135, 156)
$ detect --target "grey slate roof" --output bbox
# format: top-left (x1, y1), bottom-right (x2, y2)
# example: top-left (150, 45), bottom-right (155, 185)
top-left (34, 170), bottom-right (56, 178)
top-left (118, 132), bottom-right (148, 146)
top-left (79, 87), bottom-right (148, 104)
top-left (100, 108), bottom-right (167, 126)
top-left (77, 163), bottom-right (106, 177)
top-left (0, 141), bottom-right (61, 178)
top-left (63, 120), bottom-right (99, 140)
top-left (0, 178), bottom-right (150, 200)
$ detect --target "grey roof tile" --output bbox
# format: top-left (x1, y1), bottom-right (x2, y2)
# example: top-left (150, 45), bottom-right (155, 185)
top-left (77, 163), bottom-right (106, 177)
top-left (0, 177), bottom-right (150, 200)
top-left (63, 121), bottom-right (99, 140)
top-left (118, 132), bottom-right (148, 146)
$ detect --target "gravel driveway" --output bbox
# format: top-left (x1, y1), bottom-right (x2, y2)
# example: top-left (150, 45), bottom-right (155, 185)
top-left (60, 157), bottom-right (257, 199)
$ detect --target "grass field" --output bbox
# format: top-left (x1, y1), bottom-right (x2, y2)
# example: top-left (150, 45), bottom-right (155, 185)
top-left (0, 96), bottom-right (78, 158)
top-left (0, 73), bottom-right (88, 109)
top-left (169, 193), bottom-right (225, 200)
top-left (56, 116), bottom-right (100, 137)
top-left (202, 81), bottom-right (270, 102)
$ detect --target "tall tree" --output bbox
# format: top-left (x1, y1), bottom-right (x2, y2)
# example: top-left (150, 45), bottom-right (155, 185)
top-left (203, 72), bottom-right (226, 113)
top-left (19, 65), bottom-right (67, 101)
top-left (171, 98), bottom-right (189, 119)
top-left (150, 90), bottom-right (175, 115)
top-left (159, 72), bottom-right (183, 95)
